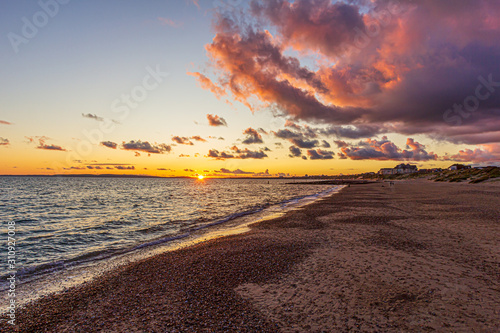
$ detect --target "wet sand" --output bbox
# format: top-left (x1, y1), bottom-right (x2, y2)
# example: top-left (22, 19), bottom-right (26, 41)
top-left (2, 180), bottom-right (499, 332)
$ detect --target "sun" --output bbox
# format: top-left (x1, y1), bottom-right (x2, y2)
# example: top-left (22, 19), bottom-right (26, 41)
top-left (197, 175), bottom-right (204, 180)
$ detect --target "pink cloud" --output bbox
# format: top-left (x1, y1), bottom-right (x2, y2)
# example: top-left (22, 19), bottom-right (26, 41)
top-left (446, 144), bottom-right (500, 163)
top-left (206, 114), bottom-right (227, 127)
top-left (340, 137), bottom-right (438, 161)
top-left (195, 0), bottom-right (500, 146)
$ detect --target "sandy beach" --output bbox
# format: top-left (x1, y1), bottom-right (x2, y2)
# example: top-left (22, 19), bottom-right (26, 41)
top-left (2, 180), bottom-right (499, 332)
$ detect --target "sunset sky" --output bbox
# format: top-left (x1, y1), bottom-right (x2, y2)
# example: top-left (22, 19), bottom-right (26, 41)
top-left (1, 0), bottom-right (500, 177)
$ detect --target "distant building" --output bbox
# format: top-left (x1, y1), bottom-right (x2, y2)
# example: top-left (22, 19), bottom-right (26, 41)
top-left (394, 163), bottom-right (418, 174)
top-left (448, 164), bottom-right (471, 171)
top-left (378, 168), bottom-right (396, 175)
top-left (378, 164), bottom-right (418, 175)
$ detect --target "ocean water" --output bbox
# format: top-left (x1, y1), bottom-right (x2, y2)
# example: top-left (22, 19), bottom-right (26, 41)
top-left (1, 176), bottom-right (340, 298)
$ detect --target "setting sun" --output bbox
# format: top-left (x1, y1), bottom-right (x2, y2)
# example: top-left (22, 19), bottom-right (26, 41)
top-left (197, 175), bottom-right (204, 180)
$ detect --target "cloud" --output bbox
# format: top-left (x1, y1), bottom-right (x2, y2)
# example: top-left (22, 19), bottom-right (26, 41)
top-left (172, 136), bottom-right (194, 145)
top-left (444, 144), bottom-right (500, 163)
top-left (30, 137), bottom-right (66, 151)
top-left (321, 140), bottom-right (331, 148)
top-left (208, 135), bottom-right (225, 140)
top-left (242, 127), bottom-right (264, 144)
top-left (158, 17), bottom-right (182, 28)
top-left (340, 137), bottom-right (438, 161)
top-left (189, 72), bottom-right (226, 99)
top-left (251, 0), bottom-right (366, 58)
top-left (0, 120), bottom-right (12, 125)
top-left (63, 166), bottom-right (86, 170)
top-left (184, 168), bottom-right (195, 172)
top-left (273, 129), bottom-right (301, 139)
top-left (101, 141), bottom-right (118, 149)
top-left (284, 120), bottom-right (301, 130)
top-left (115, 165), bottom-right (135, 170)
top-left (217, 168), bottom-right (254, 175)
top-left (289, 145), bottom-right (302, 157)
top-left (230, 146), bottom-right (268, 159)
top-left (307, 149), bottom-right (335, 160)
top-left (334, 140), bottom-right (349, 148)
top-left (273, 125), bottom-right (326, 148)
top-left (0, 138), bottom-right (9, 146)
top-left (197, 0), bottom-right (500, 145)
top-left (206, 146), bottom-right (268, 159)
top-left (191, 135), bottom-right (207, 142)
top-left (87, 163), bottom-right (133, 166)
top-left (206, 114), bottom-right (228, 127)
top-left (82, 113), bottom-right (104, 122)
top-left (121, 140), bottom-right (171, 154)
top-left (290, 138), bottom-right (318, 149)
top-left (157, 168), bottom-right (172, 171)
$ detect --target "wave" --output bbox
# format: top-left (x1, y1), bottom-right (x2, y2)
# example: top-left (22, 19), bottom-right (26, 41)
top-left (0, 184), bottom-right (343, 291)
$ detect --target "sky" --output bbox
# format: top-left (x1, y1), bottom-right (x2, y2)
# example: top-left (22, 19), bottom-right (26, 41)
top-left (1, 0), bottom-right (499, 177)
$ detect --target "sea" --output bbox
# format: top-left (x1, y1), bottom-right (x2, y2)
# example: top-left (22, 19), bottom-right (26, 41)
top-left (0, 176), bottom-right (342, 309)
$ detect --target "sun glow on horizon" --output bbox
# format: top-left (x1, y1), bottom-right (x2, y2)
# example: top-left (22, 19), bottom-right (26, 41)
top-left (197, 175), bottom-right (205, 180)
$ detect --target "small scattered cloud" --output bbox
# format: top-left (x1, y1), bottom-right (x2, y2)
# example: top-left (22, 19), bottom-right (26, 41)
top-left (206, 114), bottom-right (227, 127)
top-left (115, 165), bottom-right (135, 170)
top-left (274, 129), bottom-right (300, 139)
top-left (289, 145), bottom-right (302, 157)
top-left (184, 168), bottom-right (195, 172)
top-left (0, 120), bottom-right (12, 125)
top-left (87, 163), bottom-right (133, 166)
top-left (30, 137), bottom-right (66, 151)
top-left (307, 149), bottom-right (335, 160)
top-left (273, 126), bottom-right (322, 149)
top-left (242, 127), bottom-right (264, 144)
top-left (172, 136), bottom-right (194, 145)
top-left (63, 166), bottom-right (86, 170)
top-left (321, 140), bottom-right (331, 148)
top-left (101, 141), bottom-right (118, 149)
top-left (82, 113), bottom-right (104, 122)
top-left (208, 136), bottom-right (225, 140)
top-left (121, 140), bottom-right (172, 154)
top-left (290, 138), bottom-right (318, 149)
top-left (334, 140), bottom-right (349, 148)
top-left (206, 146), bottom-right (268, 160)
top-left (82, 114), bottom-right (120, 125)
top-left (217, 168), bottom-right (255, 175)
top-left (191, 135), bottom-right (207, 142)
top-left (0, 137), bottom-right (9, 146)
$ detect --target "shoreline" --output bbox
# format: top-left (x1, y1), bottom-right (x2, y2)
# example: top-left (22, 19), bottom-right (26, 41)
top-left (0, 184), bottom-right (344, 313)
top-left (2, 180), bottom-right (499, 332)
